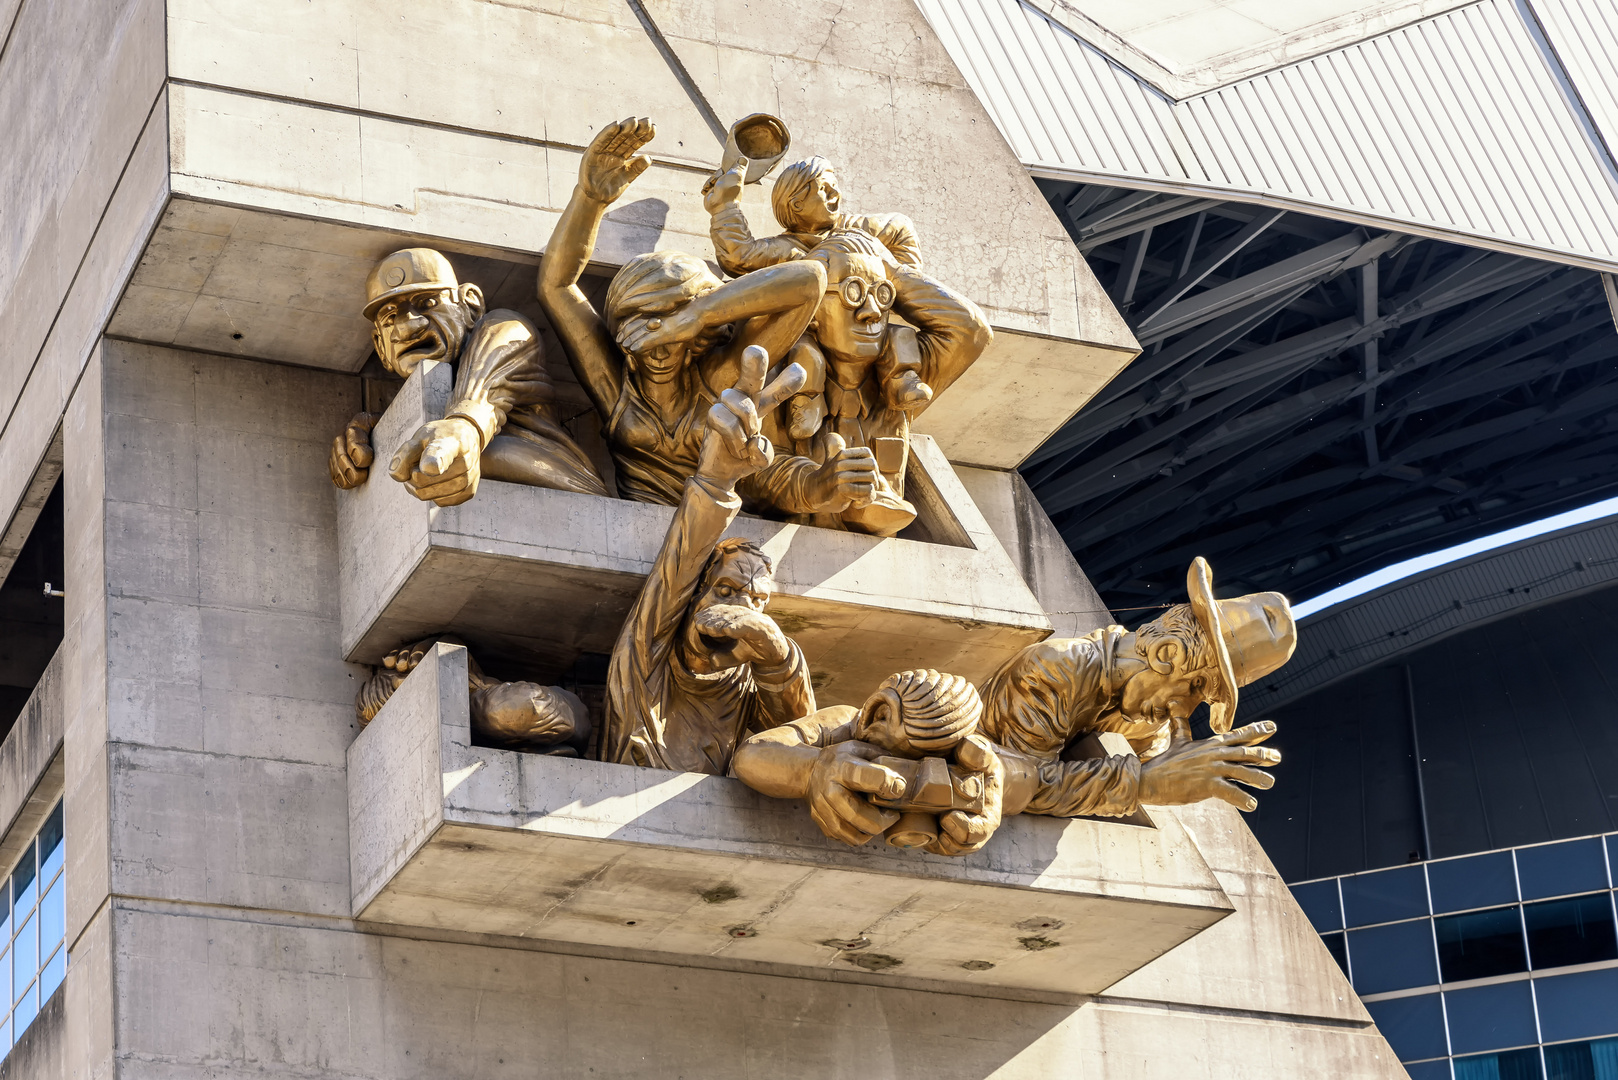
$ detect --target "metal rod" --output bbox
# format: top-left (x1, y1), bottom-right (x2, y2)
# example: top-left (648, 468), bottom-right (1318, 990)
top-left (1403, 664), bottom-right (1433, 861)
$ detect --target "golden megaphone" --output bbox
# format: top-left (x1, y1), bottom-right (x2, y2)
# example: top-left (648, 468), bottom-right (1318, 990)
top-left (720, 114), bottom-right (792, 184)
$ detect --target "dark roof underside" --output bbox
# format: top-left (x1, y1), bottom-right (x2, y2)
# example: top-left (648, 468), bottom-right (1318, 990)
top-left (1029, 179), bottom-right (1618, 607)
top-left (1249, 578), bottom-right (1618, 881)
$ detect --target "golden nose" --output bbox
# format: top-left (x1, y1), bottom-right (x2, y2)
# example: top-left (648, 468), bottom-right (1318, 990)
top-left (393, 310), bottom-right (428, 334)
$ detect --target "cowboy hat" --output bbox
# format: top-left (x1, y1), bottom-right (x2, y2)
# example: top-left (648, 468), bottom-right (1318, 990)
top-left (1185, 557), bottom-right (1297, 733)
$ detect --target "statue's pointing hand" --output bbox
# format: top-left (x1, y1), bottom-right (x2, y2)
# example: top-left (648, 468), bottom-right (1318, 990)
top-left (580, 117), bottom-right (655, 205)
top-left (1137, 715), bottom-right (1281, 813)
top-left (697, 345), bottom-right (805, 492)
top-left (808, 741), bottom-right (905, 847)
top-left (388, 415), bottom-right (484, 507)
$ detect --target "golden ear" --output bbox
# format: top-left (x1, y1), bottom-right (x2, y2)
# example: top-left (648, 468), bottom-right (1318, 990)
top-left (855, 686), bottom-right (902, 741)
top-left (1147, 638), bottom-right (1182, 675)
top-left (459, 283), bottom-right (486, 319)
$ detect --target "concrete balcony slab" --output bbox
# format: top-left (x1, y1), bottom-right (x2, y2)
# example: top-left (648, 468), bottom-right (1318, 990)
top-left (336, 362), bottom-right (1053, 705)
top-left (347, 643), bottom-right (1235, 998)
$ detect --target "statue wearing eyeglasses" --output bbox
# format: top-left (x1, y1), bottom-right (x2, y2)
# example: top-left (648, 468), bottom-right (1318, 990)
top-left (706, 158), bottom-right (992, 536)
top-left (777, 230), bottom-right (991, 535)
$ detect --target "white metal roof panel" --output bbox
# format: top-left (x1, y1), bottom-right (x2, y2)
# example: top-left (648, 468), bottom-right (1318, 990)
top-left (1530, 0), bottom-right (1618, 176)
top-left (917, 0), bottom-right (1618, 269)
top-left (1028, 0), bottom-right (1481, 98)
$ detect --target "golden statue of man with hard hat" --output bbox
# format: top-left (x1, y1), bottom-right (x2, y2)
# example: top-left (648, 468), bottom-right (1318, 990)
top-left (329, 248), bottom-right (607, 505)
top-left (732, 557), bottom-right (1298, 853)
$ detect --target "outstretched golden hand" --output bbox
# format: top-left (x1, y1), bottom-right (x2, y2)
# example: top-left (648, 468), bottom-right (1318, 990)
top-left (579, 117), bottom-right (655, 204)
top-left (1137, 715), bottom-right (1281, 812)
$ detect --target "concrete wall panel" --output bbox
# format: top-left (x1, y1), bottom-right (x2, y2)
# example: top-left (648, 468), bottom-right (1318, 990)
top-left (166, 83), bottom-right (716, 263)
top-left (62, 347), bottom-right (111, 954)
top-left (637, 0), bottom-right (1131, 344)
top-left (1108, 801), bottom-right (1372, 1024)
top-left (154, 0), bottom-right (1140, 467)
top-left (109, 904), bottom-right (1404, 1079)
top-left (167, 0), bottom-right (717, 159)
top-left (97, 342), bottom-right (364, 924)
top-left (65, 906), bottom-right (117, 1080)
top-left (0, 0), bottom-right (167, 531)
top-left (955, 465), bottom-right (1113, 638)
top-left (0, 648), bottom-right (63, 852)
top-left (0, 987), bottom-right (65, 1080)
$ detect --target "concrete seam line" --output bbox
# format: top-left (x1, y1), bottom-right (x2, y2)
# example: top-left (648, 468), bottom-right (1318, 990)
top-left (164, 78), bottom-right (725, 175)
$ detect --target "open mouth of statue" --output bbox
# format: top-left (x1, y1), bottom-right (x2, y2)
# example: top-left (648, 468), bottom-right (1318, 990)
top-left (394, 330), bottom-right (444, 364)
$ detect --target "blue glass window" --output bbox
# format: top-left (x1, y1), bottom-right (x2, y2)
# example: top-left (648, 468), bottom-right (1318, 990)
top-left (1321, 931), bottom-right (1350, 977)
top-left (1536, 969), bottom-right (1618, 1044)
top-left (1589, 1035), bottom-right (1618, 1080)
top-left (1545, 1035), bottom-right (1618, 1079)
top-left (1348, 918), bottom-right (1439, 994)
top-left (1407, 1062), bottom-right (1456, 1080)
top-left (1454, 1046), bottom-right (1544, 1079)
top-left (1543, 1041), bottom-right (1591, 1080)
top-left (1518, 840), bottom-right (1608, 902)
top-left (37, 880), bottom-right (61, 965)
top-left (12, 986), bottom-right (37, 1039)
top-left (1525, 894), bottom-right (1618, 971)
top-left (38, 948), bottom-right (64, 1005)
top-left (38, 805), bottom-right (61, 886)
top-left (1431, 852), bottom-right (1520, 913)
top-left (1292, 879), bottom-right (1343, 932)
top-left (1342, 865), bottom-right (1430, 927)
top-left (9, 851), bottom-right (34, 923)
top-left (12, 915), bottom-right (35, 1006)
top-left (1438, 906), bottom-right (1528, 983)
top-left (1544, 1038), bottom-right (1599, 1080)
top-left (0, 800), bottom-right (65, 1063)
top-left (1366, 993), bottom-right (1449, 1062)
top-left (1447, 980), bottom-right (1539, 1055)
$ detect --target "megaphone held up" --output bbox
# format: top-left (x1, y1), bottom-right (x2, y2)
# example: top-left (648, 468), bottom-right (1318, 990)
top-left (720, 113), bottom-right (792, 184)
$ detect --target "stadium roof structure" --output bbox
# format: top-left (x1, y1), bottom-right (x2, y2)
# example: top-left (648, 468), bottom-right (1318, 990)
top-left (920, 0), bottom-right (1618, 606)
top-left (1257, 504), bottom-right (1618, 709)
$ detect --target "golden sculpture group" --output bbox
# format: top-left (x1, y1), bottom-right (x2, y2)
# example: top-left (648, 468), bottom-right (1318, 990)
top-left (340, 117), bottom-right (1298, 856)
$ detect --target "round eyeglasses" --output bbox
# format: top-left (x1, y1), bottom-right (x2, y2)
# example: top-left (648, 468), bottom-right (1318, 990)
top-left (834, 276), bottom-right (896, 310)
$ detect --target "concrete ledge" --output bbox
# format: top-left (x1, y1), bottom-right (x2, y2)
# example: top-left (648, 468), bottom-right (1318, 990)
top-left (337, 363), bottom-right (1053, 704)
top-left (347, 644), bottom-right (1234, 997)
top-left (0, 647), bottom-right (65, 876)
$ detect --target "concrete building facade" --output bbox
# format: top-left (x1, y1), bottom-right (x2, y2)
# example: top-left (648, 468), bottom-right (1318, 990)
top-left (0, 0), bottom-right (1406, 1076)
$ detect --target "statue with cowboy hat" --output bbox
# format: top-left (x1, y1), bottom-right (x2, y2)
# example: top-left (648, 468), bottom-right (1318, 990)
top-left (971, 556), bottom-right (1297, 821)
top-left (736, 556), bottom-right (1298, 851)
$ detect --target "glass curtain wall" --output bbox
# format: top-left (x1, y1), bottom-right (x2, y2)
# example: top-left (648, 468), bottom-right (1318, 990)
top-left (0, 800), bottom-right (65, 1058)
top-left (1292, 833), bottom-right (1618, 1079)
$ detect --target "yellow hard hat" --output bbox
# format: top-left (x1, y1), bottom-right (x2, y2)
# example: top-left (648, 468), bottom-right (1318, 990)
top-left (363, 249), bottom-right (459, 319)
